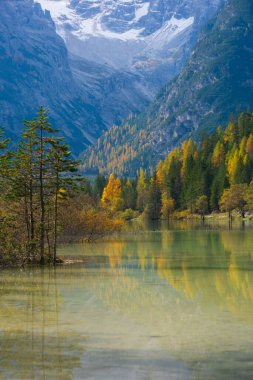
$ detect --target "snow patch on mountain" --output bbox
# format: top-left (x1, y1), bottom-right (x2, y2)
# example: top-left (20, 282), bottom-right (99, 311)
top-left (38, 0), bottom-right (193, 43)
top-left (35, 0), bottom-right (223, 144)
top-left (147, 15), bottom-right (194, 48)
top-left (135, 2), bottom-right (149, 21)
top-left (38, 0), bottom-right (71, 20)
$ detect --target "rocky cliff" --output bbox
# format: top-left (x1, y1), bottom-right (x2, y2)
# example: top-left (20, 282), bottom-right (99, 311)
top-left (0, 0), bottom-right (104, 150)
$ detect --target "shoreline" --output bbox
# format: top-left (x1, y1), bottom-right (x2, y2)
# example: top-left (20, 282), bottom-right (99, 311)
top-left (1, 217), bottom-right (253, 270)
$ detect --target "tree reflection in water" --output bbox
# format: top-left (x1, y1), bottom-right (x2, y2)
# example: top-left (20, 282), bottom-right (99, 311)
top-left (0, 268), bottom-right (83, 379)
top-left (1, 222), bottom-right (253, 379)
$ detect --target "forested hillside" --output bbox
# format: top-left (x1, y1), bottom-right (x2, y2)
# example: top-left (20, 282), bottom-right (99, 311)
top-left (38, 0), bottom-right (223, 134)
top-left (96, 112), bottom-right (253, 220)
top-left (153, 112), bottom-right (253, 215)
top-left (83, 0), bottom-right (253, 176)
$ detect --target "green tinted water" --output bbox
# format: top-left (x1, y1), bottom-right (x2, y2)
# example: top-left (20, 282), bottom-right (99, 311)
top-left (1, 222), bottom-right (253, 379)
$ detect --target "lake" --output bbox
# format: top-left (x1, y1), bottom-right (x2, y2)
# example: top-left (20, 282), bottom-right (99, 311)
top-left (1, 221), bottom-right (253, 379)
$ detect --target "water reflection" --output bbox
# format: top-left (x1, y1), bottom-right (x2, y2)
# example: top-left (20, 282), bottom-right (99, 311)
top-left (1, 224), bottom-right (253, 379)
top-left (0, 269), bottom-right (83, 379)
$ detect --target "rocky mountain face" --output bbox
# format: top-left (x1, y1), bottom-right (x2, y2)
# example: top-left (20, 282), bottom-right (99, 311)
top-left (0, 0), bottom-right (104, 150)
top-left (84, 0), bottom-right (253, 175)
top-left (38, 0), bottom-right (223, 130)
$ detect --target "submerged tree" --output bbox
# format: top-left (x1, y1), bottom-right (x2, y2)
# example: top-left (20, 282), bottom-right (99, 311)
top-left (8, 107), bottom-right (79, 265)
top-left (49, 139), bottom-right (78, 264)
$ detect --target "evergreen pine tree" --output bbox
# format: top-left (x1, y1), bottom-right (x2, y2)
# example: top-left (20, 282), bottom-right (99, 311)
top-left (144, 175), bottom-right (162, 220)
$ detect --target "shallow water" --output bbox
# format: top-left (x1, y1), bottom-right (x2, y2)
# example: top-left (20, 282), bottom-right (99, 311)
top-left (1, 221), bottom-right (253, 379)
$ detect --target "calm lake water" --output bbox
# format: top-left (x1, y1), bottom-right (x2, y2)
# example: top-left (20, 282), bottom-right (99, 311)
top-left (1, 221), bottom-right (253, 379)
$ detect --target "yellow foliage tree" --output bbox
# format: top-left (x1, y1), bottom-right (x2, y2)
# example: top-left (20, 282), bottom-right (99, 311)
top-left (212, 141), bottom-right (225, 167)
top-left (101, 174), bottom-right (123, 211)
top-left (219, 184), bottom-right (247, 219)
top-left (161, 193), bottom-right (175, 219)
top-left (181, 139), bottom-right (196, 178)
top-left (224, 121), bottom-right (237, 144)
top-left (239, 136), bottom-right (247, 157)
top-left (136, 168), bottom-right (148, 212)
top-left (227, 148), bottom-right (240, 185)
top-left (82, 209), bottom-right (124, 242)
top-left (156, 161), bottom-right (164, 188)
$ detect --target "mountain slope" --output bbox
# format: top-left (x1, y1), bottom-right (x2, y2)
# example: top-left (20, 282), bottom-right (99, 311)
top-left (0, 0), bottom-right (104, 151)
top-left (38, 0), bottom-right (223, 131)
top-left (84, 0), bottom-right (253, 175)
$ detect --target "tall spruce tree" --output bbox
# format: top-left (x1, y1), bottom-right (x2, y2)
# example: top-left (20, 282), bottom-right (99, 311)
top-left (136, 169), bottom-right (148, 212)
top-left (49, 139), bottom-right (78, 264)
top-left (145, 175), bottom-right (162, 220)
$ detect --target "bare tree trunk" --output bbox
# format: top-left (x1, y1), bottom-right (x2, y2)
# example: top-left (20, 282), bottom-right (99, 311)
top-left (24, 186), bottom-right (30, 243)
top-left (29, 177), bottom-right (35, 261)
top-left (53, 174), bottom-right (59, 266)
top-left (29, 138), bottom-right (36, 262)
top-left (39, 126), bottom-right (45, 265)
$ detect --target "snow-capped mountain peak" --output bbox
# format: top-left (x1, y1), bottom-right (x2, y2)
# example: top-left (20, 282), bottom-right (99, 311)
top-left (37, 0), bottom-right (204, 71)
top-left (35, 0), bottom-right (223, 140)
top-left (38, 0), bottom-right (194, 43)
